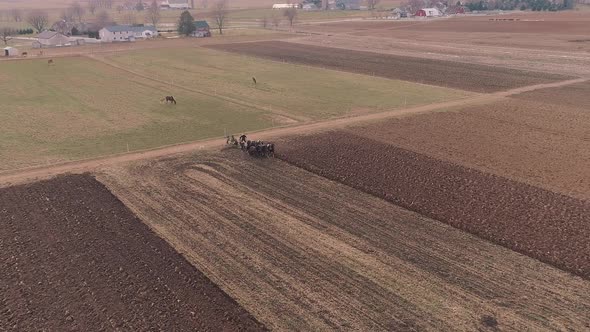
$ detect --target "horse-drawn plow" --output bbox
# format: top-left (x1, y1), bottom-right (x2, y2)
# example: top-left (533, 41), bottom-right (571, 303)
top-left (226, 135), bottom-right (275, 158)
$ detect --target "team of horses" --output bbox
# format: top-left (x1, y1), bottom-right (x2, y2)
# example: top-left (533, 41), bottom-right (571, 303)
top-left (227, 135), bottom-right (275, 158)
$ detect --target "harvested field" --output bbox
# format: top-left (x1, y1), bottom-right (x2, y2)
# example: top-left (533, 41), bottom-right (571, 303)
top-left (208, 41), bottom-right (570, 93)
top-left (99, 151), bottom-right (590, 331)
top-left (0, 174), bottom-right (264, 331)
top-left (276, 131), bottom-right (590, 279)
top-left (348, 98), bottom-right (590, 201)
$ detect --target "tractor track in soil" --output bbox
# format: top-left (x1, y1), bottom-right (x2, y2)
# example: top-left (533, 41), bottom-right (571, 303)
top-left (0, 77), bottom-right (586, 188)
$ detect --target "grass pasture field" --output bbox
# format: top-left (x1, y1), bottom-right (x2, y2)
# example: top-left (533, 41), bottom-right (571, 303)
top-left (0, 48), bottom-right (465, 170)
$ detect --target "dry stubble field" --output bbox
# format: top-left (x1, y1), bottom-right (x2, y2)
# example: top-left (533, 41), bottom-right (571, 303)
top-left (98, 151), bottom-right (590, 331)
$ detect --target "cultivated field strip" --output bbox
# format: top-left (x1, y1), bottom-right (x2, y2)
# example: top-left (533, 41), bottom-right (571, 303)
top-left (0, 175), bottom-right (265, 331)
top-left (99, 152), bottom-right (590, 331)
top-left (277, 131), bottom-right (590, 279)
top-left (207, 41), bottom-right (571, 93)
top-left (350, 98), bottom-right (590, 201)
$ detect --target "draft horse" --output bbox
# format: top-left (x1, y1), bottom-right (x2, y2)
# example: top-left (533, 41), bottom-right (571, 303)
top-left (162, 96), bottom-right (177, 105)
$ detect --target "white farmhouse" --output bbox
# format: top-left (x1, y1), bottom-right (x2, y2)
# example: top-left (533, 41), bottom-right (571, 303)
top-left (160, 0), bottom-right (192, 9)
top-left (272, 3), bottom-right (301, 8)
top-left (99, 25), bottom-right (158, 42)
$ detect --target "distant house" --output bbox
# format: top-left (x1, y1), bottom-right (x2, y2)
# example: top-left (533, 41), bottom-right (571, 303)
top-left (36, 31), bottom-right (71, 48)
top-left (415, 7), bottom-right (441, 17)
top-left (160, 0), bottom-right (192, 9)
top-left (272, 3), bottom-right (301, 8)
top-left (302, 3), bottom-right (319, 10)
top-left (191, 21), bottom-right (211, 37)
top-left (3, 47), bottom-right (19, 57)
top-left (99, 25), bottom-right (158, 42)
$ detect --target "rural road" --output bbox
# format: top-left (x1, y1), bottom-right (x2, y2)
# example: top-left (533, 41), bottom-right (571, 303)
top-left (0, 76), bottom-right (585, 188)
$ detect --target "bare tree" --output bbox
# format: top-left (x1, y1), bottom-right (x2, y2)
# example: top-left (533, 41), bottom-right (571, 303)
top-left (1, 27), bottom-right (15, 45)
top-left (201, 0), bottom-right (209, 8)
top-left (88, 0), bottom-right (98, 15)
top-left (260, 16), bottom-right (268, 28)
top-left (116, 5), bottom-right (125, 14)
top-left (95, 10), bottom-right (113, 29)
top-left (70, 2), bottom-right (86, 22)
top-left (407, 0), bottom-right (423, 13)
top-left (9, 8), bottom-right (23, 22)
top-left (122, 12), bottom-right (137, 24)
top-left (366, 0), bottom-right (380, 10)
top-left (146, 0), bottom-right (161, 27)
top-left (27, 10), bottom-right (49, 33)
top-left (212, 0), bottom-right (229, 35)
top-left (283, 7), bottom-right (297, 28)
top-left (61, 8), bottom-right (75, 22)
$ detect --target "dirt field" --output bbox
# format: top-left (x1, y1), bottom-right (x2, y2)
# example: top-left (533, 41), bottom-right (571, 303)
top-left (345, 98), bottom-right (590, 201)
top-left (276, 131), bottom-right (590, 279)
top-left (98, 151), bottom-right (590, 331)
top-left (513, 79), bottom-right (590, 109)
top-left (296, 11), bottom-right (590, 52)
top-left (0, 174), bottom-right (264, 331)
top-left (208, 41), bottom-right (570, 92)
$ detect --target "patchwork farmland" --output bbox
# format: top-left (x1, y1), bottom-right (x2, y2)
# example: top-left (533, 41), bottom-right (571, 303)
top-left (1, 8), bottom-right (590, 331)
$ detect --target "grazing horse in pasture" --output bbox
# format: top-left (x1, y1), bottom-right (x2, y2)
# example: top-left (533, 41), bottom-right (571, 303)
top-left (47, 59), bottom-right (54, 66)
top-left (161, 96), bottom-right (177, 105)
top-left (21, 52), bottom-right (28, 57)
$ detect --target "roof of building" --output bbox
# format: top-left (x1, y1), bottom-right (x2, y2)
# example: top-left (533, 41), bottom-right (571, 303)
top-left (102, 25), bottom-right (158, 33)
top-left (165, 0), bottom-right (190, 4)
top-left (37, 31), bottom-right (62, 39)
top-left (194, 21), bottom-right (210, 29)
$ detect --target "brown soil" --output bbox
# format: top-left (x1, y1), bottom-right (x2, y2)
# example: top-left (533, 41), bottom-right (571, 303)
top-left (513, 79), bottom-right (590, 109)
top-left (207, 41), bottom-right (569, 92)
top-left (98, 151), bottom-right (590, 331)
top-left (0, 174), bottom-right (265, 331)
top-left (348, 98), bottom-right (590, 201)
top-left (276, 131), bottom-right (590, 279)
top-left (296, 11), bottom-right (590, 53)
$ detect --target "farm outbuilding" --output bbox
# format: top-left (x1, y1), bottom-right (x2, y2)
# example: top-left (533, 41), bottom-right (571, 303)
top-left (415, 8), bottom-right (441, 17)
top-left (37, 31), bottom-right (70, 47)
top-left (191, 21), bottom-right (211, 37)
top-left (3, 47), bottom-right (19, 57)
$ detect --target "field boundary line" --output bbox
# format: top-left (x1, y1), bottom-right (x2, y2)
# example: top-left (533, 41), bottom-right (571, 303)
top-left (0, 77), bottom-right (585, 187)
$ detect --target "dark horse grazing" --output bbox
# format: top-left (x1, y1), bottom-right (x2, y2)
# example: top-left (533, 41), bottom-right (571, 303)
top-left (47, 59), bottom-right (54, 66)
top-left (162, 96), bottom-right (177, 104)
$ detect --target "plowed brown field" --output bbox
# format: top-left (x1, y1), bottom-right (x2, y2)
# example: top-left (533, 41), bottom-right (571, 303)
top-left (98, 151), bottom-right (590, 331)
top-left (277, 131), bottom-right (590, 279)
top-left (207, 41), bottom-right (569, 93)
top-left (0, 174), bottom-right (265, 331)
top-left (348, 98), bottom-right (590, 201)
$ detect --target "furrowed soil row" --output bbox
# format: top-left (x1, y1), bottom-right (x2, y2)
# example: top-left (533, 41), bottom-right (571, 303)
top-left (276, 131), bottom-right (590, 279)
top-left (98, 151), bottom-right (590, 331)
top-left (0, 174), bottom-right (265, 331)
top-left (207, 41), bottom-right (571, 93)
